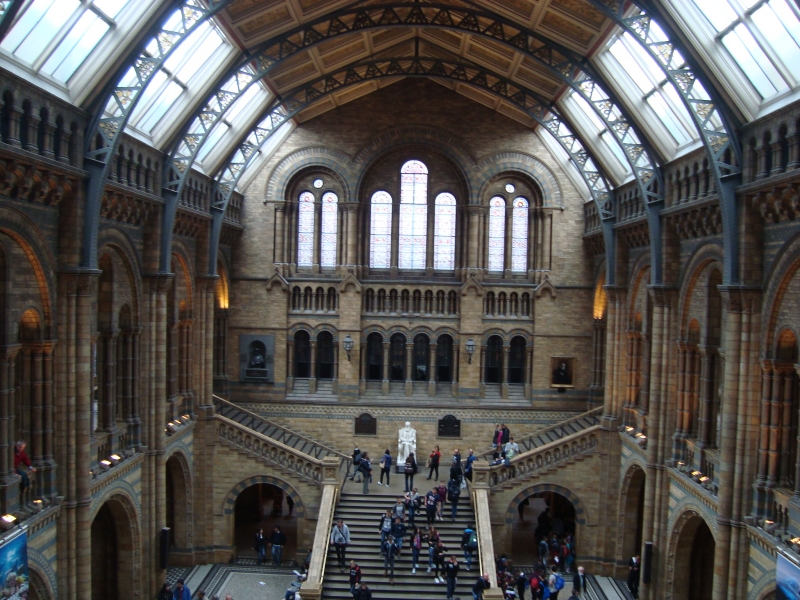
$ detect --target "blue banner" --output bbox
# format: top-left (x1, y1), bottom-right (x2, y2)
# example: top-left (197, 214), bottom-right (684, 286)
top-left (0, 529), bottom-right (28, 600)
top-left (777, 553), bottom-right (800, 600)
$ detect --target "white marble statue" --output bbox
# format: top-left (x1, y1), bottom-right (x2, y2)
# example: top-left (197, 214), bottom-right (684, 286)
top-left (397, 421), bottom-right (417, 466)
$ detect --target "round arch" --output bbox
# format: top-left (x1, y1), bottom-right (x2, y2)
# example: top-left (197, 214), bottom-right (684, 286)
top-left (266, 147), bottom-right (353, 202)
top-left (26, 548), bottom-right (56, 600)
top-left (616, 463), bottom-right (646, 575)
top-left (90, 491), bottom-right (142, 600)
top-left (166, 449), bottom-right (194, 550)
top-left (475, 153), bottom-right (561, 207)
top-left (505, 483), bottom-right (589, 526)
top-left (222, 475), bottom-right (306, 519)
top-left (664, 509), bottom-right (716, 600)
top-left (762, 231), bottom-right (800, 354)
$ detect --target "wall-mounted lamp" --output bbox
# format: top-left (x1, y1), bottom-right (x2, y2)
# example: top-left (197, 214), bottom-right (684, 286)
top-left (466, 338), bottom-right (476, 364)
top-left (0, 515), bottom-right (16, 531)
top-left (343, 334), bottom-right (354, 361)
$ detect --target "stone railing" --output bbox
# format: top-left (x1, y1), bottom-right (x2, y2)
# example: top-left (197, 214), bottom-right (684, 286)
top-left (215, 414), bottom-right (331, 485)
top-left (478, 407), bottom-right (602, 461)
top-left (300, 457), bottom-right (341, 600)
top-left (470, 467), bottom-right (505, 600)
top-left (482, 425), bottom-right (601, 490)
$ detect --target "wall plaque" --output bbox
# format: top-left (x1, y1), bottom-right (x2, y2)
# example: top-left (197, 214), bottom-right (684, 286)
top-left (239, 335), bottom-right (275, 382)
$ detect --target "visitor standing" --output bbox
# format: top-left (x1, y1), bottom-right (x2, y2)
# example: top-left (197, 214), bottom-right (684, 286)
top-left (348, 560), bottom-right (362, 596)
top-left (425, 489), bottom-right (438, 526)
top-left (254, 528), bottom-right (267, 565)
top-left (426, 526), bottom-right (440, 572)
top-left (444, 555), bottom-right (460, 600)
top-left (353, 581), bottom-right (372, 600)
top-left (379, 449), bottom-right (392, 486)
top-left (427, 446), bottom-right (441, 480)
top-left (383, 535), bottom-right (399, 584)
top-left (173, 580), bottom-right (191, 600)
top-left (352, 445), bottom-right (362, 482)
top-left (448, 477), bottom-right (461, 520)
top-left (270, 526), bottom-right (286, 565)
top-left (433, 539), bottom-right (448, 583)
top-left (464, 448), bottom-right (476, 482)
top-left (411, 527), bottom-right (422, 574)
top-left (628, 555), bottom-right (640, 599)
top-left (378, 509), bottom-right (393, 554)
top-left (404, 452), bottom-right (418, 492)
top-left (360, 452), bottom-right (372, 494)
top-left (435, 481), bottom-right (447, 521)
top-left (461, 523), bottom-right (477, 570)
top-left (473, 573), bottom-right (491, 600)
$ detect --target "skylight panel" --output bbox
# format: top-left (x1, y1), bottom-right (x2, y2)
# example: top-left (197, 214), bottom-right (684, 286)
top-left (226, 84), bottom-right (265, 123)
top-left (570, 92), bottom-right (605, 133)
top-left (722, 24), bottom-right (785, 97)
top-left (197, 122), bottom-right (229, 162)
top-left (138, 81), bottom-right (183, 133)
top-left (693, 0), bottom-right (738, 30)
top-left (751, 1), bottom-right (800, 79)
top-left (646, 93), bottom-right (692, 145)
top-left (41, 10), bottom-right (109, 81)
top-left (2, 0), bottom-right (136, 86)
top-left (609, 40), bottom-right (654, 94)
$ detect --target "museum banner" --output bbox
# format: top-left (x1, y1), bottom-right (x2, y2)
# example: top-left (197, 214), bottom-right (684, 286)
top-left (777, 551), bottom-right (800, 600)
top-left (0, 528), bottom-right (28, 600)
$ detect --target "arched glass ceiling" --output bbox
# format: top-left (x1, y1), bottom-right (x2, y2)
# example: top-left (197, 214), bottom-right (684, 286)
top-left (1, 0), bottom-right (799, 194)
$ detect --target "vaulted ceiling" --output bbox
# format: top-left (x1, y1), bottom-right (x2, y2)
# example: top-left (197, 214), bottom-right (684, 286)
top-left (213, 0), bottom-right (618, 127)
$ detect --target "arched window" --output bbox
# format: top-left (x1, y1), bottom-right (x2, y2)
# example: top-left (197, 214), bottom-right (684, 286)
top-left (434, 192), bottom-right (456, 270)
top-left (485, 335), bottom-right (503, 383)
top-left (509, 336), bottom-right (526, 384)
top-left (366, 333), bottom-right (383, 380)
top-left (399, 160), bottom-right (428, 269)
top-left (512, 197), bottom-right (529, 272)
top-left (320, 192), bottom-right (338, 268)
top-left (488, 196), bottom-right (506, 272)
top-left (413, 334), bottom-right (430, 381)
top-left (294, 331), bottom-right (311, 378)
top-left (390, 333), bottom-right (406, 381)
top-left (436, 335), bottom-right (454, 382)
top-left (297, 192), bottom-right (315, 267)
top-left (370, 191), bottom-right (392, 269)
top-left (317, 331), bottom-right (334, 380)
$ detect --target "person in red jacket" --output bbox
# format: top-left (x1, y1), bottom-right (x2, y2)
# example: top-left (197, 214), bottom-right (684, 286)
top-left (14, 440), bottom-right (35, 493)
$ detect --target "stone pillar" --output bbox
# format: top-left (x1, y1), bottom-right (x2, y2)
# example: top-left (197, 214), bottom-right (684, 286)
top-left (470, 461), bottom-right (505, 600)
top-left (40, 119), bottom-right (55, 158)
top-left (405, 342), bottom-right (413, 397)
top-left (673, 342), bottom-right (688, 461)
top-left (332, 345), bottom-right (339, 394)
top-left (102, 332), bottom-right (118, 431)
top-left (382, 342), bottom-right (390, 396)
top-left (778, 366), bottom-right (794, 487)
top-left (501, 345), bottom-right (509, 399)
top-left (346, 204), bottom-right (358, 267)
top-left (794, 363), bottom-right (800, 499)
top-left (287, 339), bottom-right (295, 393)
top-left (697, 346), bottom-right (713, 449)
top-left (429, 343), bottom-right (437, 397)
top-left (309, 340), bottom-right (318, 394)
top-left (41, 343), bottom-right (55, 498)
top-left (467, 207), bottom-right (479, 269)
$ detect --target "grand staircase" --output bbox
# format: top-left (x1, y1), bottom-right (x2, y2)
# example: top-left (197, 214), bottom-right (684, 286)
top-left (323, 489), bottom-right (481, 600)
top-left (215, 396), bottom-right (344, 460)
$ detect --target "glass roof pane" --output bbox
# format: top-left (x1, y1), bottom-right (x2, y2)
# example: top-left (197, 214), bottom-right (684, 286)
top-left (609, 40), bottom-right (653, 94)
top-left (722, 25), bottom-right (785, 97)
top-left (175, 29), bottom-right (223, 82)
top-left (570, 92), bottom-right (605, 133)
top-left (138, 80), bottom-right (183, 133)
top-left (623, 33), bottom-right (665, 82)
top-left (751, 2), bottom-right (800, 79)
top-left (2, 0), bottom-right (57, 54)
top-left (197, 122), bottom-right (229, 162)
top-left (43, 11), bottom-right (108, 82)
top-left (163, 21), bottom-right (210, 75)
top-left (692, 0), bottom-right (738, 31)
top-left (646, 93), bottom-right (691, 144)
top-left (226, 84), bottom-right (267, 123)
top-left (130, 69), bottom-right (168, 121)
top-left (11, 0), bottom-right (79, 64)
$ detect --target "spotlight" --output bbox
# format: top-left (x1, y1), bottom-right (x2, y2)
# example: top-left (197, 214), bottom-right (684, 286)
top-left (625, 426), bottom-right (634, 433)
top-left (166, 423), bottom-right (178, 434)
top-left (99, 460), bottom-right (112, 472)
top-left (109, 454), bottom-right (121, 466)
top-left (32, 500), bottom-right (42, 512)
top-left (764, 520), bottom-right (778, 535)
top-left (0, 515), bottom-right (16, 530)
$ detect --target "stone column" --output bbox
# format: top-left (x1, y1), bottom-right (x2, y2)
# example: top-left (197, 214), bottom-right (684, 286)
top-left (346, 204), bottom-right (357, 267)
top-left (332, 345), bottom-right (339, 394)
top-left (470, 461), bottom-right (504, 600)
top-left (794, 363), bottom-right (800, 499)
top-left (102, 332), bottom-right (118, 431)
top-left (429, 343), bottom-right (437, 397)
top-left (501, 345), bottom-right (509, 399)
top-left (309, 340), bottom-right (318, 394)
top-left (287, 339), bottom-right (295, 393)
top-left (697, 346), bottom-right (713, 449)
top-left (778, 366), bottom-right (794, 487)
top-left (405, 342), bottom-right (413, 397)
top-left (767, 366), bottom-right (782, 487)
top-left (673, 342), bottom-right (688, 461)
top-left (467, 207), bottom-right (479, 269)
top-left (382, 342), bottom-right (390, 396)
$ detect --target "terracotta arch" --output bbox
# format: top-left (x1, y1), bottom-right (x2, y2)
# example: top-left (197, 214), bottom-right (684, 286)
top-left (616, 463), bottom-right (646, 572)
top-left (222, 475), bottom-right (306, 519)
top-left (505, 483), bottom-right (589, 526)
top-left (664, 509), bottom-right (716, 600)
top-left (91, 491), bottom-right (142, 600)
top-left (166, 449), bottom-right (194, 550)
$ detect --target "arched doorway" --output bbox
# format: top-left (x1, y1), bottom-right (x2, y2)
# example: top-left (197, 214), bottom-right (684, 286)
top-left (436, 335), bottom-right (453, 382)
top-left (485, 335), bottom-right (503, 383)
top-left (234, 483), bottom-right (298, 564)
top-left (317, 331), bottom-right (334, 379)
top-left (510, 490), bottom-right (578, 565)
top-left (366, 332), bottom-right (383, 380)
top-left (91, 496), bottom-right (138, 600)
top-left (670, 513), bottom-right (715, 600)
top-left (619, 466), bottom-right (646, 576)
top-left (294, 331), bottom-right (311, 378)
top-left (389, 333), bottom-right (406, 381)
top-left (166, 454), bottom-right (191, 556)
top-left (413, 334), bottom-right (429, 381)
top-left (508, 336), bottom-right (526, 384)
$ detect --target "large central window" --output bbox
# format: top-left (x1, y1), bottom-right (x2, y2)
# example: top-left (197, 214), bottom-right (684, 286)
top-left (399, 160), bottom-right (428, 270)
top-left (370, 191), bottom-right (392, 269)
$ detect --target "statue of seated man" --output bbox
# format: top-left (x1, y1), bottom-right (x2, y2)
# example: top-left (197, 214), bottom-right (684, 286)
top-left (397, 422), bottom-right (417, 466)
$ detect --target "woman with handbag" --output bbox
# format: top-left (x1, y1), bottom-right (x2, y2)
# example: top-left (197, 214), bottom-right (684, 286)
top-left (379, 449), bottom-right (392, 486)
top-left (404, 452), bottom-right (418, 492)
top-left (427, 446), bottom-right (441, 480)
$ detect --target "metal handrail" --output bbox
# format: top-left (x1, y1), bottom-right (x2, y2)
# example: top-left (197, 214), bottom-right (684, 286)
top-left (478, 407), bottom-right (603, 460)
top-left (213, 395), bottom-right (350, 462)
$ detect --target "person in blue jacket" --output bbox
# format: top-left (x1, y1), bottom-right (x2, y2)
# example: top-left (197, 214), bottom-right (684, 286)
top-left (379, 449), bottom-right (392, 485)
top-left (173, 580), bottom-right (191, 600)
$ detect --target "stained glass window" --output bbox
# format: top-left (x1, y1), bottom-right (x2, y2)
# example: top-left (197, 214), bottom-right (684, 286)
top-left (297, 192), bottom-right (315, 267)
top-left (320, 192), bottom-right (338, 268)
top-left (370, 191), bottom-right (392, 269)
top-left (399, 160), bottom-right (428, 270)
top-left (434, 193), bottom-right (457, 270)
top-left (512, 197), bottom-right (529, 273)
top-left (488, 196), bottom-right (506, 272)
